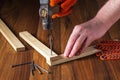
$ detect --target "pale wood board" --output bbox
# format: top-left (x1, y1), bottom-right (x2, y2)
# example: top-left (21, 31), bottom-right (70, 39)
top-left (19, 31), bottom-right (100, 66)
top-left (47, 46), bottom-right (100, 66)
top-left (0, 18), bottom-right (25, 52)
top-left (19, 31), bottom-right (58, 61)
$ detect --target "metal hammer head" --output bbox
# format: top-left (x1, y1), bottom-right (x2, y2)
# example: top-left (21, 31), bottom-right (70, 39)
top-left (39, 0), bottom-right (53, 30)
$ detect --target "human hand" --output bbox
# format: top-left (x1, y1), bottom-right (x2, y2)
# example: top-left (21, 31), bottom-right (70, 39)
top-left (50, 0), bottom-right (77, 19)
top-left (64, 18), bottom-right (108, 58)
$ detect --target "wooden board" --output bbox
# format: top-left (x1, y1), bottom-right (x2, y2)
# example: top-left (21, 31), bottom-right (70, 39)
top-left (0, 18), bottom-right (25, 52)
top-left (1, 0), bottom-right (120, 80)
top-left (19, 31), bottom-right (100, 66)
top-left (47, 46), bottom-right (100, 66)
top-left (19, 31), bottom-right (58, 61)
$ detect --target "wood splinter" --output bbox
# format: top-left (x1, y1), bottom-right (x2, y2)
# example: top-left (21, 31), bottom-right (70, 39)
top-left (19, 31), bottom-right (100, 66)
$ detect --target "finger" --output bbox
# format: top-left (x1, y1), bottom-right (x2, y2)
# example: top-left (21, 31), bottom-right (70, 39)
top-left (75, 51), bottom-right (82, 56)
top-left (64, 33), bottom-right (80, 57)
top-left (64, 28), bottom-right (81, 57)
top-left (75, 38), bottom-right (87, 56)
top-left (82, 38), bottom-right (92, 51)
top-left (61, 0), bottom-right (77, 12)
top-left (52, 9), bottom-right (72, 19)
top-left (75, 38), bottom-right (92, 56)
top-left (68, 33), bottom-right (87, 58)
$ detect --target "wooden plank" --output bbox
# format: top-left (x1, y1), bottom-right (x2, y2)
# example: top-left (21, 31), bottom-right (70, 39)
top-left (19, 31), bottom-right (58, 61)
top-left (19, 31), bottom-right (100, 66)
top-left (47, 46), bottom-right (100, 66)
top-left (0, 18), bottom-right (25, 52)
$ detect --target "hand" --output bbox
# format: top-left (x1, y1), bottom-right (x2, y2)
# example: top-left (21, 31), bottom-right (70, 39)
top-left (50, 0), bottom-right (77, 19)
top-left (64, 18), bottom-right (108, 58)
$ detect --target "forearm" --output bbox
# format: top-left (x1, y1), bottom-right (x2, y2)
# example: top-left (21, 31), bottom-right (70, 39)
top-left (95, 0), bottom-right (120, 30)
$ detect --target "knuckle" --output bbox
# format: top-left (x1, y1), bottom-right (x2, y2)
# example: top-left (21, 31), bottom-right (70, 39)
top-left (70, 37), bottom-right (76, 42)
top-left (74, 25), bottom-right (83, 32)
top-left (74, 25), bottom-right (81, 30)
top-left (84, 29), bottom-right (88, 34)
top-left (83, 29), bottom-right (89, 36)
top-left (74, 25), bottom-right (79, 28)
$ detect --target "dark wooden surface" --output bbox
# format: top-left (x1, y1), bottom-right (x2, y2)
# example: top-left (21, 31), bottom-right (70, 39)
top-left (0, 0), bottom-right (120, 80)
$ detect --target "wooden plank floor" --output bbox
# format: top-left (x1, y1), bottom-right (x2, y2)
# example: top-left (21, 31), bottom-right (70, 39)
top-left (0, 0), bottom-right (120, 80)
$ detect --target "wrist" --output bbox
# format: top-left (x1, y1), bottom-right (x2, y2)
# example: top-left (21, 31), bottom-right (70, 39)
top-left (93, 16), bottom-right (112, 31)
top-left (87, 17), bottom-right (111, 39)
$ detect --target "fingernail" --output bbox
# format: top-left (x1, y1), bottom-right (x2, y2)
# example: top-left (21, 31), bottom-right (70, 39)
top-left (64, 53), bottom-right (67, 57)
top-left (69, 55), bottom-right (73, 58)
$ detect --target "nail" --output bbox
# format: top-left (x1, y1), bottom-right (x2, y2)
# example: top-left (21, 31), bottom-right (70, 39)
top-left (69, 55), bottom-right (73, 58)
top-left (64, 52), bottom-right (67, 57)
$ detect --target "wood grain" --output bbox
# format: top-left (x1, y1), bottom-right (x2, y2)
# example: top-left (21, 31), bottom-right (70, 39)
top-left (0, 0), bottom-right (39, 80)
top-left (19, 31), bottom-right (100, 66)
top-left (0, 18), bottom-right (25, 51)
top-left (0, 0), bottom-right (120, 80)
top-left (47, 46), bottom-right (100, 66)
top-left (19, 31), bottom-right (58, 61)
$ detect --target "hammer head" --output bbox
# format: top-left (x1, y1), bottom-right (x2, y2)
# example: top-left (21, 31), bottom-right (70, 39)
top-left (39, 0), bottom-right (53, 30)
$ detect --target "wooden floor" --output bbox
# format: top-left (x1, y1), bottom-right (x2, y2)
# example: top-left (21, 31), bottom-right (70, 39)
top-left (0, 0), bottom-right (120, 80)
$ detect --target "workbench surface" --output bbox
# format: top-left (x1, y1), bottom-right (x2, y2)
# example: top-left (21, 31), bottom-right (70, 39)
top-left (0, 0), bottom-right (120, 80)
